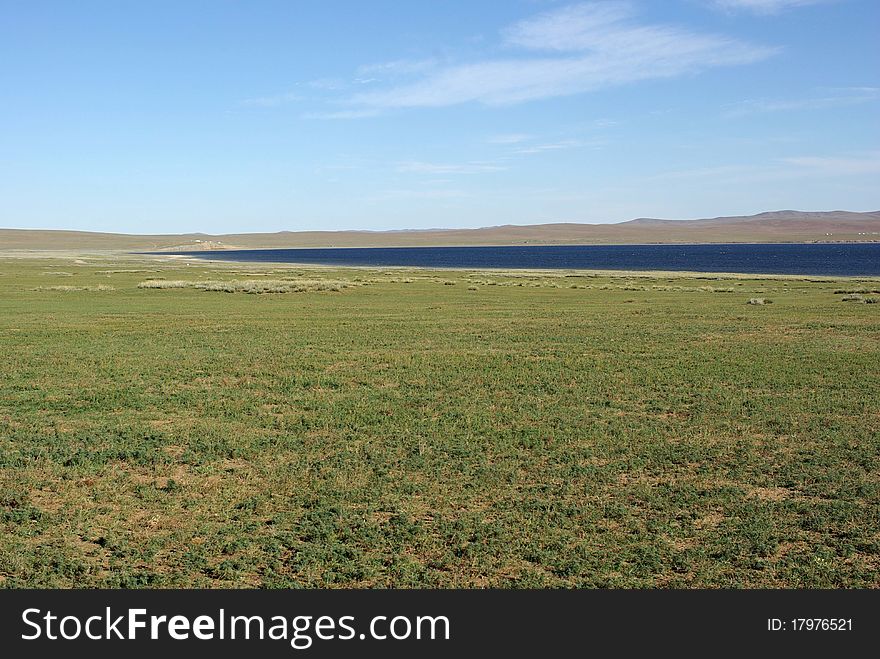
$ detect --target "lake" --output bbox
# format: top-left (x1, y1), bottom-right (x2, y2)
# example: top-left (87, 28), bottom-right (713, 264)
top-left (165, 243), bottom-right (880, 276)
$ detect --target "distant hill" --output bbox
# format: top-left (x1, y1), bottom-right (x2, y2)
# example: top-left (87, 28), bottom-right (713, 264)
top-left (2, 210), bottom-right (879, 251)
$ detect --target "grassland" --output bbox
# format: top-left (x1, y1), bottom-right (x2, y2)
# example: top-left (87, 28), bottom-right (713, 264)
top-left (1, 255), bottom-right (878, 588)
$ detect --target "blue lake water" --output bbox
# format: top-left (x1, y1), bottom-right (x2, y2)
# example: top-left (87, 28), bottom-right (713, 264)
top-left (165, 243), bottom-right (880, 276)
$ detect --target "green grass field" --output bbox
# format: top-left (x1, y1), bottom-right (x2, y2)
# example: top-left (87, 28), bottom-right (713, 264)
top-left (1, 256), bottom-right (878, 588)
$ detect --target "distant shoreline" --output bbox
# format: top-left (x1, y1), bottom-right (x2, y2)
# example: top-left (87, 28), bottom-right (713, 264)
top-left (2, 210), bottom-right (879, 251)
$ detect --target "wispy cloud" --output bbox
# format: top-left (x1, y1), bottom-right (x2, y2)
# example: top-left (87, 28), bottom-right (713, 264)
top-left (358, 59), bottom-right (439, 76)
top-left (590, 119), bottom-right (619, 128)
top-left (486, 133), bottom-right (533, 144)
top-left (710, 0), bottom-right (831, 14)
top-left (307, 78), bottom-right (347, 91)
top-left (302, 109), bottom-right (384, 120)
top-left (646, 163), bottom-right (767, 182)
top-left (396, 161), bottom-right (507, 174)
top-left (513, 139), bottom-right (590, 155)
top-left (502, 2), bottom-right (634, 51)
top-left (723, 87), bottom-right (880, 117)
top-left (240, 92), bottom-right (301, 108)
top-left (782, 152), bottom-right (880, 176)
top-left (346, 2), bottom-right (776, 110)
top-left (645, 151), bottom-right (880, 185)
top-left (241, 78), bottom-right (350, 110)
top-left (366, 188), bottom-right (470, 202)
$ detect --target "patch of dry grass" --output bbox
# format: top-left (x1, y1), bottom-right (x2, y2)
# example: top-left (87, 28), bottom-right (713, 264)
top-left (33, 285), bottom-right (116, 292)
top-left (137, 278), bottom-right (364, 294)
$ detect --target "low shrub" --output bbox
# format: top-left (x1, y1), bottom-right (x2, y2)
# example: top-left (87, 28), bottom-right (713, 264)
top-left (33, 285), bottom-right (115, 292)
top-left (137, 279), bottom-right (362, 294)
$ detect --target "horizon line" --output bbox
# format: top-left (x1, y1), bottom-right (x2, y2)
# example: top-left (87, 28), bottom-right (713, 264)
top-left (3, 209), bottom-right (879, 237)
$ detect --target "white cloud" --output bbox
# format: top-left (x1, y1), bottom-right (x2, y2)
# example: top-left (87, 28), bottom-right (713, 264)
top-left (486, 133), bottom-right (533, 144)
top-left (240, 92), bottom-right (300, 108)
top-left (502, 2), bottom-right (635, 51)
top-left (302, 109), bottom-right (384, 119)
top-left (711, 0), bottom-right (830, 14)
top-left (782, 152), bottom-right (880, 175)
top-left (723, 87), bottom-right (880, 117)
top-left (366, 188), bottom-right (470, 202)
top-left (644, 152), bottom-right (880, 185)
top-left (358, 59), bottom-right (439, 76)
top-left (307, 78), bottom-right (347, 91)
top-left (646, 164), bottom-right (766, 182)
top-left (348, 2), bottom-right (776, 109)
top-left (396, 161), bottom-right (507, 174)
top-left (513, 139), bottom-right (589, 154)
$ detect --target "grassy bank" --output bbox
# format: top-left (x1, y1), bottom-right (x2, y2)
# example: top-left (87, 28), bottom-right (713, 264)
top-left (1, 257), bottom-right (878, 587)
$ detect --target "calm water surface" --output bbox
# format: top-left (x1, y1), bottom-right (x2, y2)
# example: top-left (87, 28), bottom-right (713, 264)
top-left (164, 243), bottom-right (880, 276)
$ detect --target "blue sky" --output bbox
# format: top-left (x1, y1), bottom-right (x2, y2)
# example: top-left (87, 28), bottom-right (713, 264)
top-left (1, 0), bottom-right (878, 233)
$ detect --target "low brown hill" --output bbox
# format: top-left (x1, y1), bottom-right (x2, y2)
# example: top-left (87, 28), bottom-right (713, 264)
top-left (2, 210), bottom-right (878, 251)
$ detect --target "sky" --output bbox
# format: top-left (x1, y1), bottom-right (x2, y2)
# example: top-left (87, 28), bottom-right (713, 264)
top-left (1, 0), bottom-right (878, 233)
